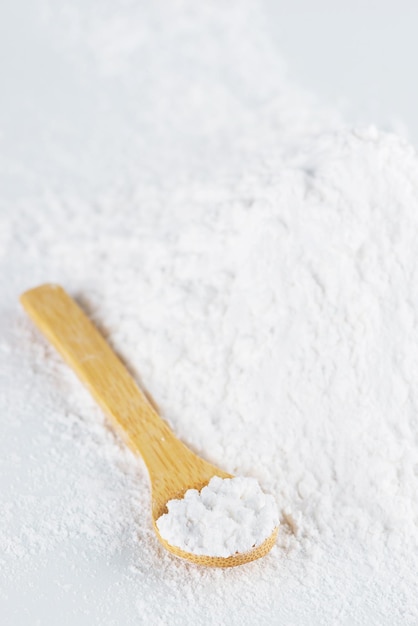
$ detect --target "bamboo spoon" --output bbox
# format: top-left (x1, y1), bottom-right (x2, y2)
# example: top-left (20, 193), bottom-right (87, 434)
top-left (20, 284), bottom-right (278, 567)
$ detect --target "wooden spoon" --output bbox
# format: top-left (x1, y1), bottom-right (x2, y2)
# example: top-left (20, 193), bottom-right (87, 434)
top-left (20, 284), bottom-right (278, 567)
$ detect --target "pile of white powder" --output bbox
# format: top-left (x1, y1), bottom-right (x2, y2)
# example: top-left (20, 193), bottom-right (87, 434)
top-left (156, 476), bottom-right (278, 557)
top-left (1, 1), bottom-right (418, 625)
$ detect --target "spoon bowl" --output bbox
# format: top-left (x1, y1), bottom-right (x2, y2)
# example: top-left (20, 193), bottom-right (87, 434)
top-left (20, 284), bottom-right (278, 567)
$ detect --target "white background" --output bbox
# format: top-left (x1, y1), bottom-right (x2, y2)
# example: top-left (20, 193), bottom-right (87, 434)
top-left (263, 0), bottom-right (418, 145)
top-left (1, 1), bottom-right (417, 624)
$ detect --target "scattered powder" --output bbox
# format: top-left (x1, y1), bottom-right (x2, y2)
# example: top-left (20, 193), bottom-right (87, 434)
top-left (1, 1), bottom-right (418, 625)
top-left (156, 476), bottom-right (279, 557)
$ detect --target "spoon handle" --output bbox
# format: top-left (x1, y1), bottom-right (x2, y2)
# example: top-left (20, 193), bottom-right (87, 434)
top-left (20, 284), bottom-right (183, 477)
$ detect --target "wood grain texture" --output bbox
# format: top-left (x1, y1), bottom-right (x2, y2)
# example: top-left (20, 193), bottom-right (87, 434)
top-left (20, 284), bottom-right (277, 567)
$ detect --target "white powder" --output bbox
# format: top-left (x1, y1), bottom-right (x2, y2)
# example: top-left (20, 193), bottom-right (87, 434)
top-left (156, 476), bottom-right (279, 557)
top-left (1, 1), bottom-right (418, 625)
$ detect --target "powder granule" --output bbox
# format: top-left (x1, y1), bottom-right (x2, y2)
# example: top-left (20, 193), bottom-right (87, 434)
top-left (156, 476), bottom-right (279, 557)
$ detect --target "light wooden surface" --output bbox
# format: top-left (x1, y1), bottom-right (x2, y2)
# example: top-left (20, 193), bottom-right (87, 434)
top-left (20, 284), bottom-right (277, 567)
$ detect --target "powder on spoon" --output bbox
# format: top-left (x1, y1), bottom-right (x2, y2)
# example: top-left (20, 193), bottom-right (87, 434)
top-left (156, 476), bottom-right (279, 557)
